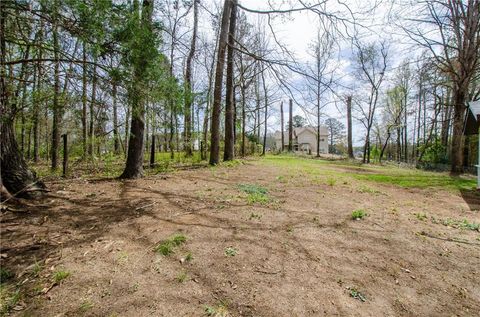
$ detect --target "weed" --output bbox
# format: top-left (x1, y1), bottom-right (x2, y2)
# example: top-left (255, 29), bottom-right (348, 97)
top-left (32, 260), bottom-right (42, 277)
top-left (357, 185), bottom-right (382, 194)
top-left (172, 234), bottom-right (187, 246)
top-left (0, 287), bottom-right (21, 315)
top-left (286, 225), bottom-right (293, 232)
top-left (238, 183), bottom-right (269, 204)
top-left (249, 212), bottom-right (262, 220)
top-left (155, 241), bottom-right (175, 256)
top-left (0, 268), bottom-right (13, 284)
top-left (414, 212), bottom-right (428, 221)
top-left (53, 270), bottom-right (70, 284)
top-left (349, 287), bottom-right (367, 302)
top-left (326, 178), bottom-right (336, 186)
top-left (79, 300), bottom-right (94, 311)
top-left (176, 271), bottom-right (189, 283)
top-left (351, 209), bottom-right (366, 220)
top-left (247, 192), bottom-right (269, 204)
top-left (116, 251), bottom-right (129, 263)
top-left (204, 300), bottom-right (229, 317)
top-left (185, 252), bottom-right (193, 262)
top-left (437, 218), bottom-right (480, 231)
top-left (224, 247), bottom-right (238, 257)
top-left (155, 234), bottom-right (187, 256)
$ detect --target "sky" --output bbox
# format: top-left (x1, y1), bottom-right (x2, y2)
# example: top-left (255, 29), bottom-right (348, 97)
top-left (195, 0), bottom-right (428, 145)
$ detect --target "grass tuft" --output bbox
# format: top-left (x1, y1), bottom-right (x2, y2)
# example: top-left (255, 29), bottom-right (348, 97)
top-left (155, 234), bottom-right (187, 256)
top-left (351, 209), bottom-right (366, 220)
top-left (53, 270), bottom-right (70, 284)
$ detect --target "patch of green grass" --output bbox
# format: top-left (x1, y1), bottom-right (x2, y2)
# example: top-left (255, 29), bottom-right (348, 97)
top-left (357, 185), bottom-right (382, 194)
top-left (155, 234), bottom-right (187, 256)
top-left (79, 300), bottom-right (94, 312)
top-left (249, 212), bottom-right (262, 220)
top-left (349, 287), bottom-right (367, 302)
top-left (184, 252), bottom-right (193, 262)
top-left (433, 217), bottom-right (480, 231)
top-left (261, 154), bottom-right (476, 191)
top-left (0, 268), bottom-right (13, 284)
top-left (414, 212), bottom-right (428, 221)
top-left (0, 286), bottom-right (21, 315)
top-left (176, 271), bottom-right (189, 283)
top-left (53, 270), bottom-right (70, 284)
top-left (326, 178), bottom-right (336, 186)
top-left (238, 183), bottom-right (270, 205)
top-left (172, 234), bottom-right (187, 246)
top-left (237, 183), bottom-right (268, 195)
top-left (351, 209), bottom-right (366, 220)
top-left (204, 300), bottom-right (229, 317)
top-left (353, 172), bottom-right (475, 191)
top-left (224, 247), bottom-right (238, 257)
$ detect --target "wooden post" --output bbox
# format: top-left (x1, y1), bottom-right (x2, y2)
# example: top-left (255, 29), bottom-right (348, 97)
top-left (347, 96), bottom-right (354, 159)
top-left (280, 101), bottom-right (284, 151)
top-left (288, 99), bottom-right (293, 152)
top-left (62, 133), bottom-right (67, 177)
top-left (150, 133), bottom-right (155, 168)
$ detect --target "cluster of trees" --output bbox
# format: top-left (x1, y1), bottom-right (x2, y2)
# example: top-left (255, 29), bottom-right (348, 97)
top-left (350, 0), bottom-right (479, 172)
top-left (1, 0), bottom-right (478, 199)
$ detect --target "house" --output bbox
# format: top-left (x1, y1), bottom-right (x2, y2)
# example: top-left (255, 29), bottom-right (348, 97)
top-left (274, 126), bottom-right (328, 154)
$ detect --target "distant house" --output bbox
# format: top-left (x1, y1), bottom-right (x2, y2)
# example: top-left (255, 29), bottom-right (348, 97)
top-left (274, 126), bottom-right (328, 154)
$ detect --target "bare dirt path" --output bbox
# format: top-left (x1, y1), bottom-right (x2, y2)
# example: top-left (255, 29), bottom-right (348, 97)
top-left (1, 158), bottom-right (479, 316)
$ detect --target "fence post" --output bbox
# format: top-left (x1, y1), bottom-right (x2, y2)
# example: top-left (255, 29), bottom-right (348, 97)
top-left (62, 133), bottom-right (68, 177)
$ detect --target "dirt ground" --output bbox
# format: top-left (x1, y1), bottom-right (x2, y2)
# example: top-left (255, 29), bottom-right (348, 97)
top-left (1, 157), bottom-right (479, 316)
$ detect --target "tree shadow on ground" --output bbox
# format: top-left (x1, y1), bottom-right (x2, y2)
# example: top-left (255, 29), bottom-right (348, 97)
top-left (459, 188), bottom-right (480, 211)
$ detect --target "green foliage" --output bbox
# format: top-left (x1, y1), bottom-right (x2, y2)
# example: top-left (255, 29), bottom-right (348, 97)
top-left (0, 286), bottom-right (21, 316)
top-left (414, 212), bottom-right (428, 221)
top-left (184, 252), bottom-right (193, 262)
top-left (419, 137), bottom-right (448, 165)
top-left (224, 247), bottom-right (238, 257)
top-left (238, 183), bottom-right (269, 205)
top-left (79, 300), bottom-right (94, 312)
top-left (433, 218), bottom-right (480, 231)
top-left (351, 209), bottom-right (366, 220)
top-left (53, 270), bottom-right (70, 284)
top-left (176, 271), bottom-right (189, 283)
top-left (0, 268), bottom-right (13, 284)
top-left (349, 287), bottom-right (367, 302)
top-left (155, 234), bottom-right (187, 256)
top-left (204, 300), bottom-right (229, 317)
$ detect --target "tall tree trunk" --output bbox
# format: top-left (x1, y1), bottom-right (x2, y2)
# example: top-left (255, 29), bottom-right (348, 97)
top-left (0, 3), bottom-right (44, 198)
top-left (88, 58), bottom-right (97, 157)
top-left (120, 0), bottom-right (153, 178)
top-left (209, 0), bottom-right (233, 165)
top-left (280, 101), bottom-right (284, 151)
top-left (346, 96), bottom-right (354, 158)
top-left (113, 81), bottom-right (119, 154)
top-left (223, 0), bottom-right (237, 161)
top-left (241, 84), bottom-right (246, 157)
top-left (261, 70), bottom-right (268, 156)
top-left (82, 43), bottom-right (88, 158)
top-left (288, 99), bottom-right (293, 151)
top-left (184, 0), bottom-right (198, 157)
top-left (51, 0), bottom-right (61, 170)
top-left (450, 88), bottom-right (467, 174)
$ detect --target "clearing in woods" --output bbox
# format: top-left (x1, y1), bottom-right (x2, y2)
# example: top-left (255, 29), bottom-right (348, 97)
top-left (1, 155), bottom-right (479, 316)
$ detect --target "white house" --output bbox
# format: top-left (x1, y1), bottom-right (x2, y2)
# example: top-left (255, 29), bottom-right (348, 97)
top-left (274, 126), bottom-right (329, 154)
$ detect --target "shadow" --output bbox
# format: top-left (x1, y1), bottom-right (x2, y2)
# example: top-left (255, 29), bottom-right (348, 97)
top-left (460, 188), bottom-right (480, 211)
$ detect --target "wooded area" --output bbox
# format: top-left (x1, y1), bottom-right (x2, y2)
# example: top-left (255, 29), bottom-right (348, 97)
top-left (1, 1), bottom-right (479, 315)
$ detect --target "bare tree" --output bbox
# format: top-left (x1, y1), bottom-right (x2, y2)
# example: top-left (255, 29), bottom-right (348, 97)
top-left (400, 0), bottom-right (480, 173)
top-left (352, 38), bottom-right (388, 163)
